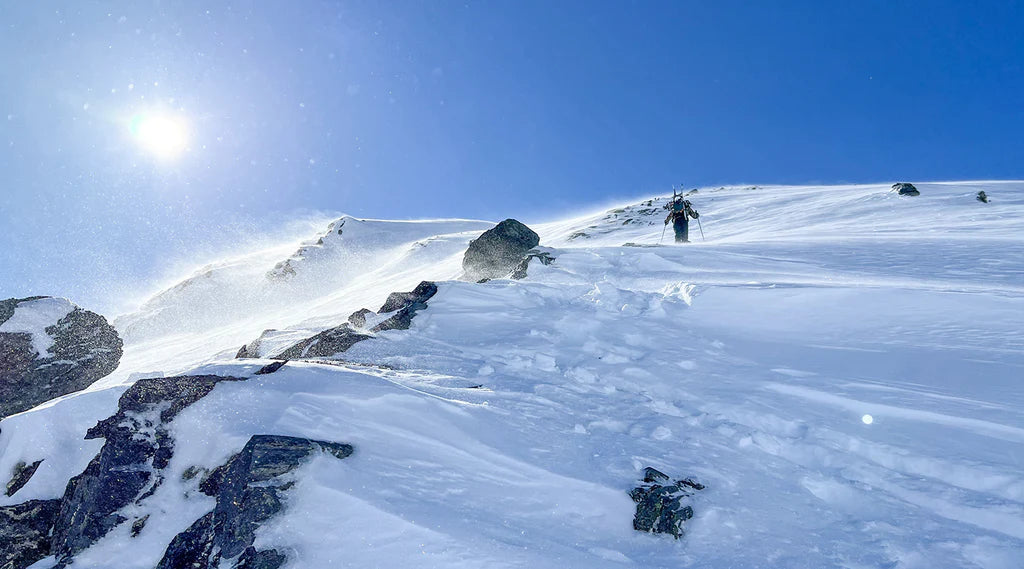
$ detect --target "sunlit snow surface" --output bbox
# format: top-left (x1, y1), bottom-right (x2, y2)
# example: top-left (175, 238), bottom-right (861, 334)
top-left (3, 182), bottom-right (1023, 568)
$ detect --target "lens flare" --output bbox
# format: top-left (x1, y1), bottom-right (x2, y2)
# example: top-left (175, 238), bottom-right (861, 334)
top-left (130, 114), bottom-right (188, 159)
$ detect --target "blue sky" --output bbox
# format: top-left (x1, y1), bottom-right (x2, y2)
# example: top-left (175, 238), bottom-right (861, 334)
top-left (2, 1), bottom-right (1022, 313)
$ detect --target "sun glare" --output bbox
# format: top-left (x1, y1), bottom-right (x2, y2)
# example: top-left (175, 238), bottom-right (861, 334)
top-left (130, 114), bottom-right (188, 159)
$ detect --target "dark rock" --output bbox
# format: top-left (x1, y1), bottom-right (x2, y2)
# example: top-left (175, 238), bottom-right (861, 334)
top-left (509, 249), bottom-right (556, 280)
top-left (273, 325), bottom-right (371, 360)
top-left (892, 182), bottom-right (920, 196)
top-left (50, 374), bottom-right (244, 562)
top-left (372, 281), bottom-right (438, 332)
top-left (0, 499), bottom-right (61, 569)
top-left (347, 308), bottom-right (374, 329)
top-left (1, 297), bottom-right (123, 419)
top-left (130, 515), bottom-right (149, 538)
top-left (379, 281), bottom-right (438, 314)
top-left (641, 466), bottom-right (670, 484)
top-left (462, 219), bottom-right (540, 281)
top-left (630, 469), bottom-right (705, 539)
top-left (5, 460), bottom-right (43, 497)
top-left (254, 361), bottom-right (286, 375)
top-left (0, 296), bottom-right (47, 323)
top-left (181, 466), bottom-right (205, 482)
top-left (977, 190), bottom-right (989, 203)
top-left (254, 282), bottom-right (437, 360)
top-left (156, 511), bottom-right (215, 569)
top-left (158, 435), bottom-right (352, 569)
top-left (236, 547), bottom-right (287, 569)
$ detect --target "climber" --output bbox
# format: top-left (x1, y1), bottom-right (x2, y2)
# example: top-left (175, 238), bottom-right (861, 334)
top-left (664, 197), bottom-right (700, 243)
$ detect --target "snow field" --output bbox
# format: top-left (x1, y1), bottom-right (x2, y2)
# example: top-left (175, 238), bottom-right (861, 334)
top-left (2, 181), bottom-right (1022, 568)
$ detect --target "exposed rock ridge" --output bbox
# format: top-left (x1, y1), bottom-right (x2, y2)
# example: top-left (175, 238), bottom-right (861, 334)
top-left (237, 281), bottom-right (439, 361)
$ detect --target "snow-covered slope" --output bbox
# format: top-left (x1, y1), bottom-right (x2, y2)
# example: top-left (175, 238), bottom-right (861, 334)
top-left (2, 182), bottom-right (1023, 568)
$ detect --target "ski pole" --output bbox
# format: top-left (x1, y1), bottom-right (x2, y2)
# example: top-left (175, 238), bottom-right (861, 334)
top-left (660, 222), bottom-right (668, 244)
top-left (697, 217), bottom-right (705, 242)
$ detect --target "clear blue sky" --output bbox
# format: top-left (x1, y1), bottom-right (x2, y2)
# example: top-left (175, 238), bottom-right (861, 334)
top-left (2, 1), bottom-right (1022, 313)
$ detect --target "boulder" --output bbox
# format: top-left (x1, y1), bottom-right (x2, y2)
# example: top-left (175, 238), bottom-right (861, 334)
top-left (157, 435), bottom-right (353, 569)
top-left (1, 499), bottom-right (61, 569)
top-left (892, 182), bottom-right (920, 196)
top-left (462, 219), bottom-right (540, 282)
top-left (1, 297), bottom-right (123, 419)
top-left (629, 467), bottom-right (704, 539)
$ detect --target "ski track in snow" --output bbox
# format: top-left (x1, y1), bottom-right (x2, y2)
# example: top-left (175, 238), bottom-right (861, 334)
top-left (3, 182), bottom-right (1024, 568)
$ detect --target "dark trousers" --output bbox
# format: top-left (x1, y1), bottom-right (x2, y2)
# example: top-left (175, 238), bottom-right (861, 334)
top-left (673, 218), bottom-right (689, 243)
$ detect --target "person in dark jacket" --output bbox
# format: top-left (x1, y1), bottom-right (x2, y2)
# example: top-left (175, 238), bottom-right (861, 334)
top-left (664, 198), bottom-right (700, 243)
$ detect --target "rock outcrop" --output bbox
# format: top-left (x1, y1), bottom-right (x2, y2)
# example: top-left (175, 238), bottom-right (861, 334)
top-left (462, 219), bottom-right (540, 282)
top-left (629, 467), bottom-right (705, 539)
top-left (892, 182), bottom-right (920, 196)
top-left (1, 297), bottom-right (123, 419)
top-left (49, 374), bottom-right (245, 563)
top-left (0, 368), bottom-right (354, 569)
top-left (977, 190), bottom-right (989, 203)
top-left (240, 281), bottom-right (440, 361)
top-left (372, 281), bottom-right (438, 332)
top-left (1, 499), bottom-right (62, 569)
top-left (273, 325), bottom-right (372, 360)
top-left (157, 435), bottom-right (353, 569)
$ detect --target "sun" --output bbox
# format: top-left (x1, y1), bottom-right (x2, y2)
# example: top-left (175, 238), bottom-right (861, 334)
top-left (130, 114), bottom-right (189, 159)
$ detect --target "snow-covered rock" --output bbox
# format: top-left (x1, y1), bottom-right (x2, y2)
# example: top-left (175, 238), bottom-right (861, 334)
top-left (0, 297), bottom-right (122, 419)
top-left (157, 435), bottom-right (352, 569)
